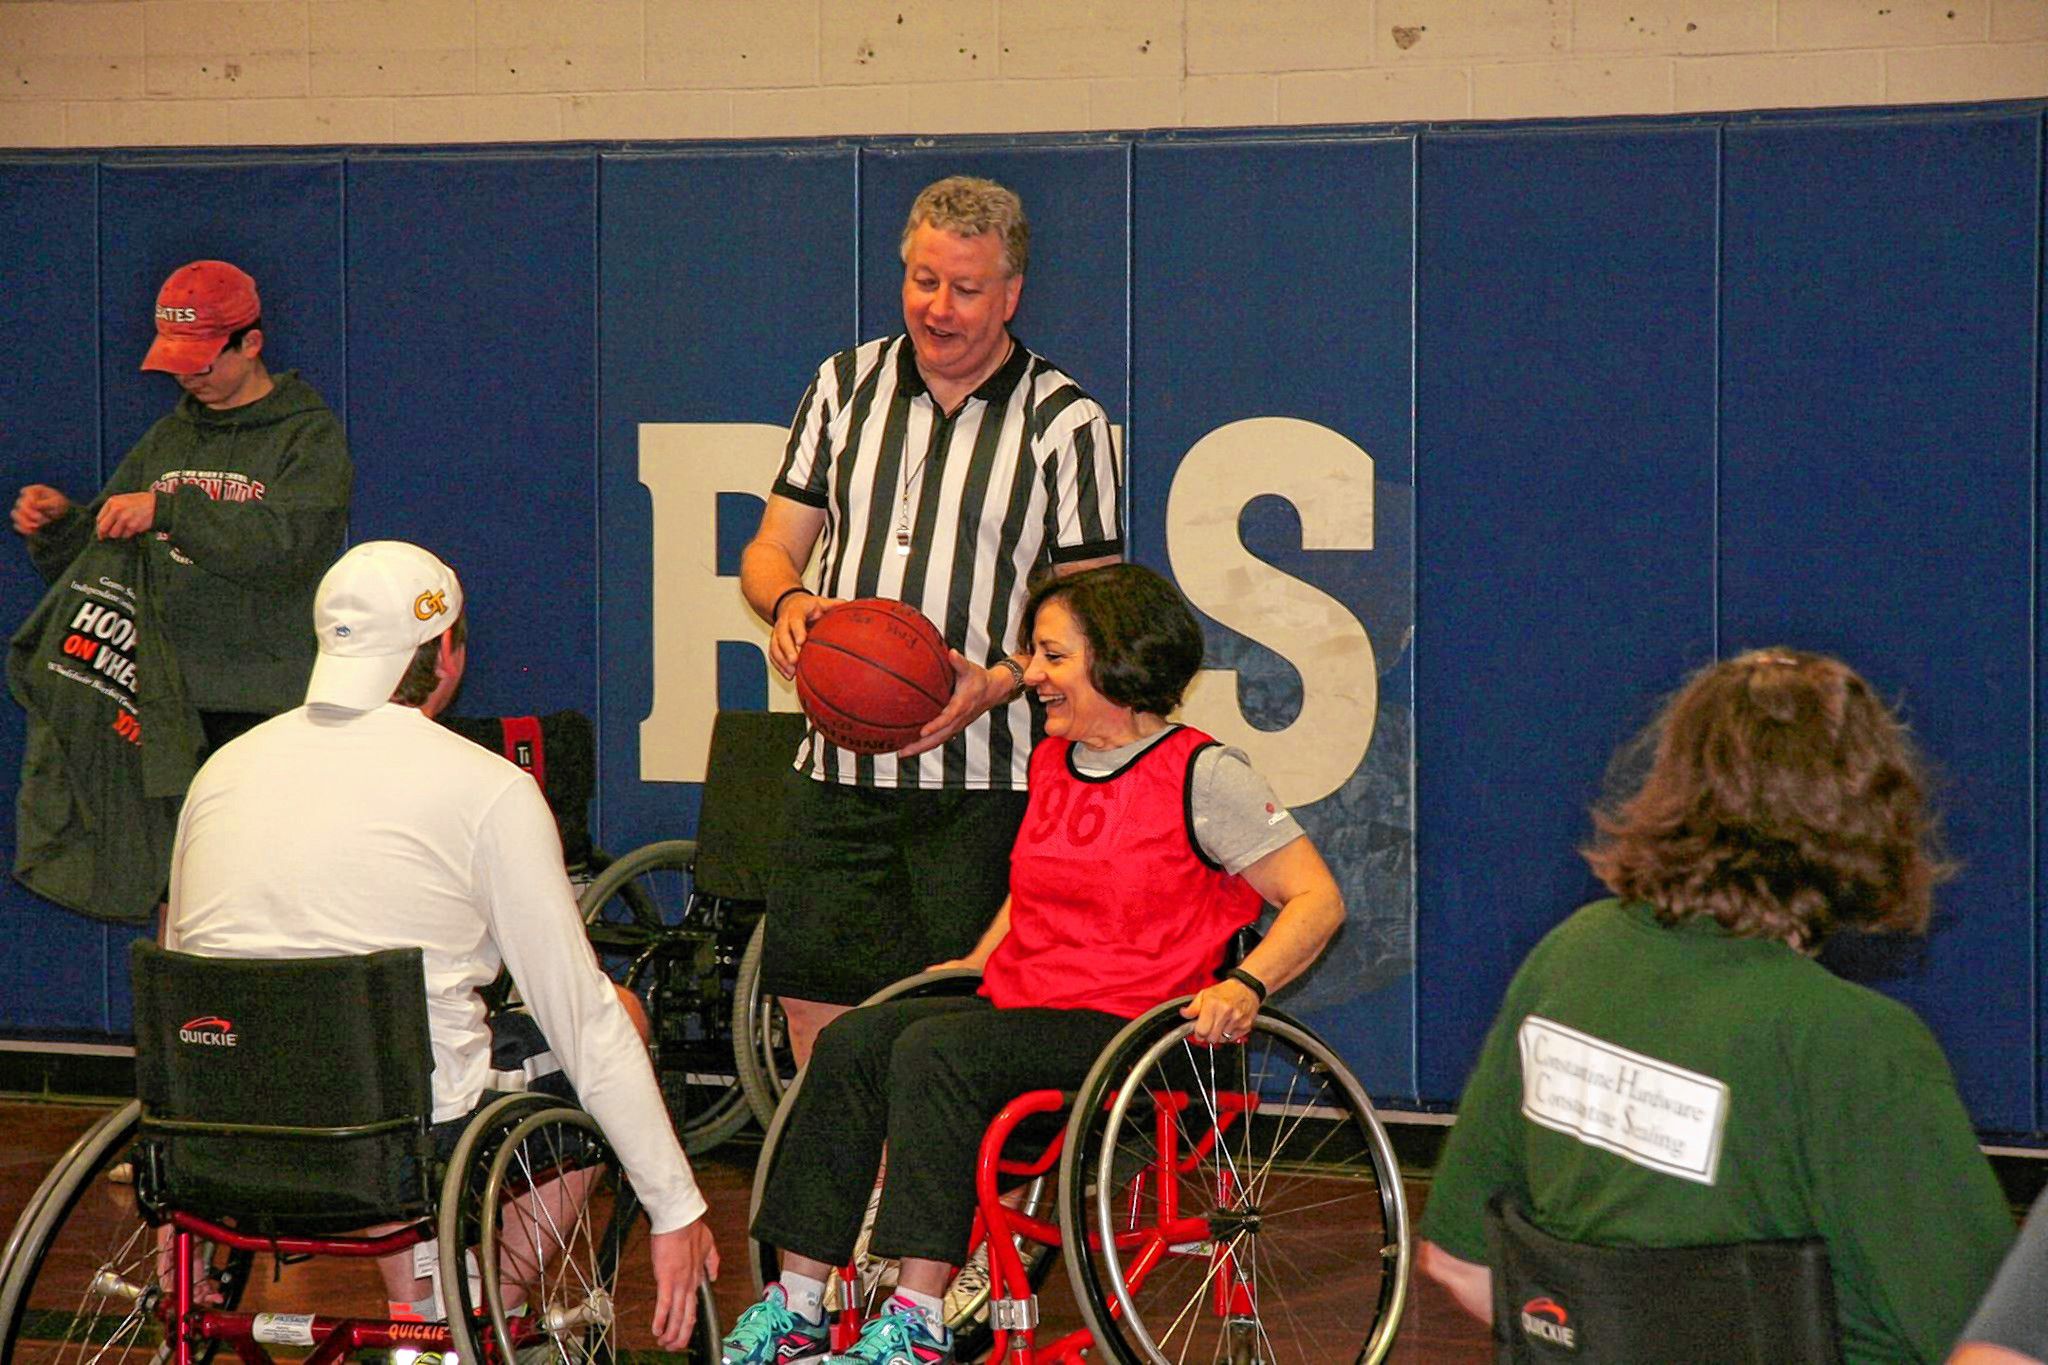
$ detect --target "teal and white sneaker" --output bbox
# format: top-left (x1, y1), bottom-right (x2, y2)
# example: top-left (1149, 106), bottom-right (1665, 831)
top-left (824, 1296), bottom-right (952, 1364)
top-left (722, 1283), bottom-right (830, 1363)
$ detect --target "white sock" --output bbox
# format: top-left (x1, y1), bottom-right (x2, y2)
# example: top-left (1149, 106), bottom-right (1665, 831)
top-left (779, 1272), bottom-right (828, 1325)
top-left (892, 1287), bottom-right (946, 1331)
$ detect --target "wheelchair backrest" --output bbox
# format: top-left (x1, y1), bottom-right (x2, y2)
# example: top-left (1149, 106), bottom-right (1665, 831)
top-left (1484, 1193), bottom-right (1842, 1364)
top-left (441, 710), bottom-right (596, 867)
top-left (695, 709), bottom-right (808, 900)
top-left (130, 941), bottom-right (437, 1230)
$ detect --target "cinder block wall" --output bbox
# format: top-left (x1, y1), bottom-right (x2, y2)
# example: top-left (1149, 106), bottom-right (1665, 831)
top-left (1, 0), bottom-right (2042, 148)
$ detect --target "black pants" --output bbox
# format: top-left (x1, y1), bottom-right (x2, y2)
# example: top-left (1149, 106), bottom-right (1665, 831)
top-left (763, 774), bottom-right (1028, 1004)
top-left (751, 996), bottom-right (1127, 1266)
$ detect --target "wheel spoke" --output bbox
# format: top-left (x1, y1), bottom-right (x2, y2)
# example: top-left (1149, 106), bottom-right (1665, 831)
top-left (3, 1105), bottom-right (255, 1365)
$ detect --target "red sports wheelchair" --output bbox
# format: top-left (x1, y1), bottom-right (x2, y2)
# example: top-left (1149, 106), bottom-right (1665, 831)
top-left (0, 942), bottom-right (715, 1364)
top-left (747, 969), bottom-right (1412, 1365)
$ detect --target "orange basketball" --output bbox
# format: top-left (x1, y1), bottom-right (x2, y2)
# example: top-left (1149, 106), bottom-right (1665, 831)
top-left (795, 599), bottom-right (954, 755)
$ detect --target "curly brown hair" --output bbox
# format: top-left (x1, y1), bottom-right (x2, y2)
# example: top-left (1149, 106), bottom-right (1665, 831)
top-left (1582, 648), bottom-right (1950, 948)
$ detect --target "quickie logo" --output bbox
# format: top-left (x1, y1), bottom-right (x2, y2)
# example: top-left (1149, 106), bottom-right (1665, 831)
top-left (414, 589), bottom-right (448, 621)
top-left (1520, 1298), bottom-right (1576, 1350)
top-left (178, 1015), bottom-right (239, 1047)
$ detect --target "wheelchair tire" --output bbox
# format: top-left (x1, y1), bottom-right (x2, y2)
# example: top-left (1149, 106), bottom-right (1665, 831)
top-left (580, 838), bottom-right (754, 1154)
top-left (732, 916), bottom-right (797, 1132)
top-left (579, 838), bottom-right (694, 944)
top-left (1055, 1001), bottom-right (1411, 1365)
top-left (0, 1101), bottom-right (252, 1364)
top-left (442, 1096), bottom-right (717, 1363)
top-left (747, 968), bottom-right (1058, 1363)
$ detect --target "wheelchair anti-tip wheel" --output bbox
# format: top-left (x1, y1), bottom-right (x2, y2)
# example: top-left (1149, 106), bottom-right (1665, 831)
top-left (747, 969), bottom-right (1058, 1363)
top-left (580, 838), bottom-right (755, 1154)
top-left (0, 1101), bottom-right (252, 1364)
top-left (1056, 1003), bottom-right (1411, 1365)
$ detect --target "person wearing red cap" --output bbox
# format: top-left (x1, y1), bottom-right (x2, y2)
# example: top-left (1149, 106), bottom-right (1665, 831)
top-left (10, 258), bottom-right (353, 758)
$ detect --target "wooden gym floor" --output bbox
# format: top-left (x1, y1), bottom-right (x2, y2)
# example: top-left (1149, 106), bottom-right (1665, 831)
top-left (1, 1095), bottom-right (1493, 1362)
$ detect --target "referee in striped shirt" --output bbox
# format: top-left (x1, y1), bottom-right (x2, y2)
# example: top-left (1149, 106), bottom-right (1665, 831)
top-left (740, 175), bottom-right (1124, 1064)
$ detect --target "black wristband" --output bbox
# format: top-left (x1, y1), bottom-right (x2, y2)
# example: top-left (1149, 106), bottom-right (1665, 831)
top-left (1223, 967), bottom-right (1268, 1003)
top-left (770, 586), bottom-right (813, 620)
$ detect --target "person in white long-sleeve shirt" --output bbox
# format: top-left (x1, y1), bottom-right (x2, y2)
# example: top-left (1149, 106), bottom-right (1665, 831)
top-left (165, 539), bottom-right (717, 1350)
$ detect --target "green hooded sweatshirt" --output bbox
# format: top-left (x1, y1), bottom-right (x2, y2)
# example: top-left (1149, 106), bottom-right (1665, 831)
top-left (10, 538), bottom-right (201, 923)
top-left (27, 370), bottom-right (353, 715)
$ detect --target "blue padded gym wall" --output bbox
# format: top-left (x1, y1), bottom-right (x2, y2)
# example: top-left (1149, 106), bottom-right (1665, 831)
top-left (1720, 110), bottom-right (2041, 1129)
top-left (1415, 123), bottom-right (1720, 1103)
top-left (0, 160), bottom-right (104, 1032)
top-left (0, 99), bottom-right (2043, 1139)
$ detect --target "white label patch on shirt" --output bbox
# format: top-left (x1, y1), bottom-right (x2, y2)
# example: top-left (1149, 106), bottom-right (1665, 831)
top-left (1517, 1015), bottom-right (1729, 1185)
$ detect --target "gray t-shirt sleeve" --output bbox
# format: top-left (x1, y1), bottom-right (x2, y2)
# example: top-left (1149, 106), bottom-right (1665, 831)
top-left (1191, 744), bottom-right (1305, 875)
top-left (1959, 1185), bottom-right (2048, 1356)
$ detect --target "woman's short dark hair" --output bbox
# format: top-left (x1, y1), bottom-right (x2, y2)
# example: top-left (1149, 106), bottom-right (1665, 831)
top-left (1582, 648), bottom-right (1950, 948)
top-left (1018, 564), bottom-right (1204, 718)
top-left (391, 612), bottom-right (467, 708)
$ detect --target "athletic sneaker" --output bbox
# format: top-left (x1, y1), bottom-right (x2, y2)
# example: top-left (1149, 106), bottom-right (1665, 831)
top-left (823, 1296), bottom-right (952, 1364)
top-left (723, 1283), bottom-right (830, 1364)
top-left (941, 1242), bottom-right (989, 1324)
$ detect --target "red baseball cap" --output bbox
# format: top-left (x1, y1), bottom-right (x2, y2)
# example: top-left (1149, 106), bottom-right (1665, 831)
top-left (140, 260), bottom-right (261, 375)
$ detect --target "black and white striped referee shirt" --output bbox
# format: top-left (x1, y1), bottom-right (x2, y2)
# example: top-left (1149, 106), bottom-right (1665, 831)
top-left (773, 334), bottom-right (1123, 791)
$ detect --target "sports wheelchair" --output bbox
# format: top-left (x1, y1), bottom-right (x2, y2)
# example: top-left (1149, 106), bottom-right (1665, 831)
top-left (575, 709), bottom-right (806, 1150)
top-left (0, 942), bottom-right (716, 1364)
top-left (746, 968), bottom-right (1413, 1364)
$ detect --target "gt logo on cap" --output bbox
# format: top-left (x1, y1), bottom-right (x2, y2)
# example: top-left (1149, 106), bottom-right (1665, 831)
top-left (414, 590), bottom-right (448, 621)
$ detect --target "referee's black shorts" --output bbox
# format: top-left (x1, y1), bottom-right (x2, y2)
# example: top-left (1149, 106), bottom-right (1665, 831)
top-left (762, 769), bottom-right (1026, 1005)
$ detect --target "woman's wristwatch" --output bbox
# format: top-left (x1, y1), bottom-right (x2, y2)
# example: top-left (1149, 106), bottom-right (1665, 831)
top-left (1223, 967), bottom-right (1269, 1003)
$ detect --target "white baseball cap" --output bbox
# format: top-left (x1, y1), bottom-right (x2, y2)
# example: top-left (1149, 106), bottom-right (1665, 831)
top-left (305, 541), bottom-right (464, 710)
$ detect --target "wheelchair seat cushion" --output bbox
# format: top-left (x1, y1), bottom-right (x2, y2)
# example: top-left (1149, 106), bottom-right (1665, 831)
top-left (131, 942), bottom-right (438, 1232)
top-left (1485, 1193), bottom-right (1842, 1364)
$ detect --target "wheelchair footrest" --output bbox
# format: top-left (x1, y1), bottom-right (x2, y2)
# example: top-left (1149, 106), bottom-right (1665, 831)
top-left (991, 1295), bottom-right (1039, 1331)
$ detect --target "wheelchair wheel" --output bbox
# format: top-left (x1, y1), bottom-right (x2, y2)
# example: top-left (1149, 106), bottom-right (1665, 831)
top-left (442, 1095), bottom-right (716, 1363)
top-left (580, 838), bottom-right (754, 1154)
top-left (1056, 1003), bottom-right (1411, 1365)
top-left (747, 969), bottom-right (1058, 1362)
top-left (732, 917), bottom-right (797, 1131)
top-left (0, 1102), bottom-right (251, 1364)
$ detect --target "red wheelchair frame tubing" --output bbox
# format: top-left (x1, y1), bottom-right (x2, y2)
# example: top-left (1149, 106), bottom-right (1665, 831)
top-left (966, 1082), bottom-right (1257, 1364)
top-left (158, 1211), bottom-right (541, 1365)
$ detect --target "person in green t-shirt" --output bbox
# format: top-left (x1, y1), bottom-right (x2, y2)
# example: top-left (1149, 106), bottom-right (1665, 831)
top-left (1419, 648), bottom-right (2015, 1364)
